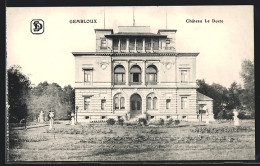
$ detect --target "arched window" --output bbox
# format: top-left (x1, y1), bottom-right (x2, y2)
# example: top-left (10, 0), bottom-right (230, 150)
top-left (147, 93), bottom-right (158, 110)
top-left (153, 97), bottom-right (157, 109)
top-left (120, 97), bottom-right (125, 109)
top-left (147, 97), bottom-right (152, 110)
top-left (114, 93), bottom-right (125, 110)
top-left (115, 97), bottom-right (119, 109)
top-left (114, 65), bottom-right (125, 85)
top-left (146, 65), bottom-right (157, 85)
top-left (130, 65), bottom-right (142, 84)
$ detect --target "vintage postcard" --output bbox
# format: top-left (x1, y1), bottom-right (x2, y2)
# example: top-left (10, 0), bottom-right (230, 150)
top-left (6, 6), bottom-right (254, 162)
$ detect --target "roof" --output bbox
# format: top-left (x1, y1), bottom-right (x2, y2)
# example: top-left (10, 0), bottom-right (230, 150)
top-left (72, 52), bottom-right (199, 57)
top-left (105, 33), bottom-right (167, 38)
top-left (197, 92), bottom-right (213, 101)
top-left (94, 29), bottom-right (114, 33)
top-left (158, 29), bottom-right (177, 33)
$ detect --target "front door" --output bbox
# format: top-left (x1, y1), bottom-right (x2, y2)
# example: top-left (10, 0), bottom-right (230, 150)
top-left (130, 94), bottom-right (142, 119)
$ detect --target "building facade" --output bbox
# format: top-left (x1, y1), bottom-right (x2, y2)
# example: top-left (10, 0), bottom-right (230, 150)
top-left (72, 26), bottom-right (214, 123)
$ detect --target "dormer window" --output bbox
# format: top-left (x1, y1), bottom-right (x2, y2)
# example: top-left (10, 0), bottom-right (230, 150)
top-left (101, 39), bottom-right (107, 49)
top-left (152, 38), bottom-right (159, 50)
top-left (145, 38), bottom-right (151, 50)
top-left (129, 38), bottom-right (135, 50)
top-left (136, 38), bottom-right (143, 50)
top-left (166, 39), bottom-right (171, 50)
top-left (120, 38), bottom-right (127, 50)
top-left (113, 38), bottom-right (119, 50)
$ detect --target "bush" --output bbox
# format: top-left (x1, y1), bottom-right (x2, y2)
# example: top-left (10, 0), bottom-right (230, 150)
top-left (238, 112), bottom-right (252, 119)
top-left (117, 118), bottom-right (124, 126)
top-left (159, 118), bottom-right (164, 125)
top-left (138, 118), bottom-right (147, 126)
top-left (174, 120), bottom-right (180, 125)
top-left (167, 118), bottom-right (174, 125)
top-left (106, 118), bottom-right (116, 125)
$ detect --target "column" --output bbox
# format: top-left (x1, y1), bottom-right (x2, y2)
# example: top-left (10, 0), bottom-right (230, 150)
top-left (151, 38), bottom-right (153, 51)
top-left (118, 39), bottom-right (121, 52)
top-left (142, 38), bottom-right (145, 53)
top-left (142, 60), bottom-right (146, 85)
top-left (125, 60), bottom-right (129, 85)
top-left (126, 38), bottom-right (129, 52)
top-left (128, 61), bottom-right (130, 85)
top-left (134, 38), bottom-right (137, 52)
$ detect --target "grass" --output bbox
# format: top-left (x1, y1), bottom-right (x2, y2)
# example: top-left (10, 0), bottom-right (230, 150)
top-left (7, 120), bottom-right (255, 161)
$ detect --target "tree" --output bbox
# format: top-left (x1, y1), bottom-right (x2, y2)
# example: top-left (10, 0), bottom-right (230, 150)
top-left (226, 82), bottom-right (242, 110)
top-left (239, 59), bottom-right (254, 113)
top-left (26, 82), bottom-right (75, 121)
top-left (7, 65), bottom-right (31, 122)
top-left (197, 79), bottom-right (228, 119)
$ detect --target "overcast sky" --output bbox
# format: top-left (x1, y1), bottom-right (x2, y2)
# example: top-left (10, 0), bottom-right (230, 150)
top-left (6, 6), bottom-right (253, 88)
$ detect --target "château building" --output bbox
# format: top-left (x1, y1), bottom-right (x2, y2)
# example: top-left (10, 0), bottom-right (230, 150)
top-left (72, 26), bottom-right (214, 122)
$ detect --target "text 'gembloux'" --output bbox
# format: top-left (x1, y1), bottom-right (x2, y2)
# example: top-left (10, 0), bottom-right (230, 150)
top-left (70, 19), bottom-right (97, 23)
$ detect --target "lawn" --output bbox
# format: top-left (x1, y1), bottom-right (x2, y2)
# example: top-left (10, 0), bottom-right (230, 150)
top-left (7, 120), bottom-right (255, 161)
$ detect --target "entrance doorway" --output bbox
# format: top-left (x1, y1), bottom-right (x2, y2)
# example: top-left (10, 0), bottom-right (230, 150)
top-left (130, 94), bottom-right (142, 119)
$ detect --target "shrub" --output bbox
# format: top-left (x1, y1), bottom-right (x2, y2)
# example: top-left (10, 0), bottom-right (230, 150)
top-left (174, 120), bottom-right (180, 125)
top-left (159, 118), bottom-right (164, 125)
top-left (117, 118), bottom-right (124, 126)
top-left (106, 118), bottom-right (116, 125)
top-left (238, 112), bottom-right (253, 119)
top-left (138, 118), bottom-right (147, 126)
top-left (167, 118), bottom-right (174, 125)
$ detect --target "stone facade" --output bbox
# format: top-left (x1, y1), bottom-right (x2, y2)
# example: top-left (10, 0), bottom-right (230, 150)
top-left (73, 26), bottom-right (214, 123)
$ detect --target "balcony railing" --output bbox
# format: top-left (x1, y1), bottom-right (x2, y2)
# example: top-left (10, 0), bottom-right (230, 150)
top-left (114, 82), bottom-right (126, 85)
top-left (164, 46), bottom-right (175, 50)
top-left (146, 82), bottom-right (157, 85)
top-left (129, 82), bottom-right (142, 85)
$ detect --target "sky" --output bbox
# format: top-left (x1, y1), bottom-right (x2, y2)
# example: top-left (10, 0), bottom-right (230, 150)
top-left (6, 6), bottom-right (254, 88)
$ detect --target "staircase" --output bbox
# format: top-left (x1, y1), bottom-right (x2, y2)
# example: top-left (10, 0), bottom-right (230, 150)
top-left (128, 113), bottom-right (147, 123)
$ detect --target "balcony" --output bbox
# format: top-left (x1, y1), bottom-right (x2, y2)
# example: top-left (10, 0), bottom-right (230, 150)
top-left (146, 82), bottom-right (157, 85)
top-left (164, 46), bottom-right (175, 50)
top-left (129, 82), bottom-right (142, 85)
top-left (114, 82), bottom-right (126, 85)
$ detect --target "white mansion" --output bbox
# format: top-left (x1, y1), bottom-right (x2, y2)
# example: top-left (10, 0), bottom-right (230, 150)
top-left (72, 26), bottom-right (214, 122)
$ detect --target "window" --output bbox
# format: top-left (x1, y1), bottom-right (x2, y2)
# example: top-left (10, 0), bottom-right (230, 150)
top-left (153, 97), bottom-right (157, 109)
top-left (84, 97), bottom-right (91, 110)
top-left (130, 65), bottom-right (141, 84)
top-left (136, 38), bottom-right (143, 50)
top-left (146, 65), bottom-right (157, 84)
top-left (120, 97), bottom-right (125, 109)
top-left (147, 97), bottom-right (152, 110)
top-left (85, 116), bottom-right (90, 119)
top-left (101, 39), bottom-right (107, 49)
top-left (113, 38), bottom-right (119, 50)
top-left (180, 70), bottom-right (189, 83)
top-left (147, 93), bottom-right (158, 110)
top-left (129, 38), bottom-right (135, 50)
top-left (145, 38), bottom-right (151, 50)
top-left (101, 99), bottom-right (106, 110)
top-left (151, 116), bottom-right (155, 119)
top-left (166, 99), bottom-right (171, 109)
top-left (166, 39), bottom-right (171, 49)
top-left (114, 65), bottom-right (125, 85)
top-left (101, 116), bottom-right (106, 119)
top-left (115, 97), bottom-right (119, 109)
top-left (114, 93), bottom-right (125, 110)
top-left (84, 69), bottom-right (92, 83)
top-left (120, 38), bottom-right (126, 50)
top-left (181, 97), bottom-right (188, 109)
top-left (152, 38), bottom-right (159, 50)
top-left (167, 116), bottom-right (171, 119)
